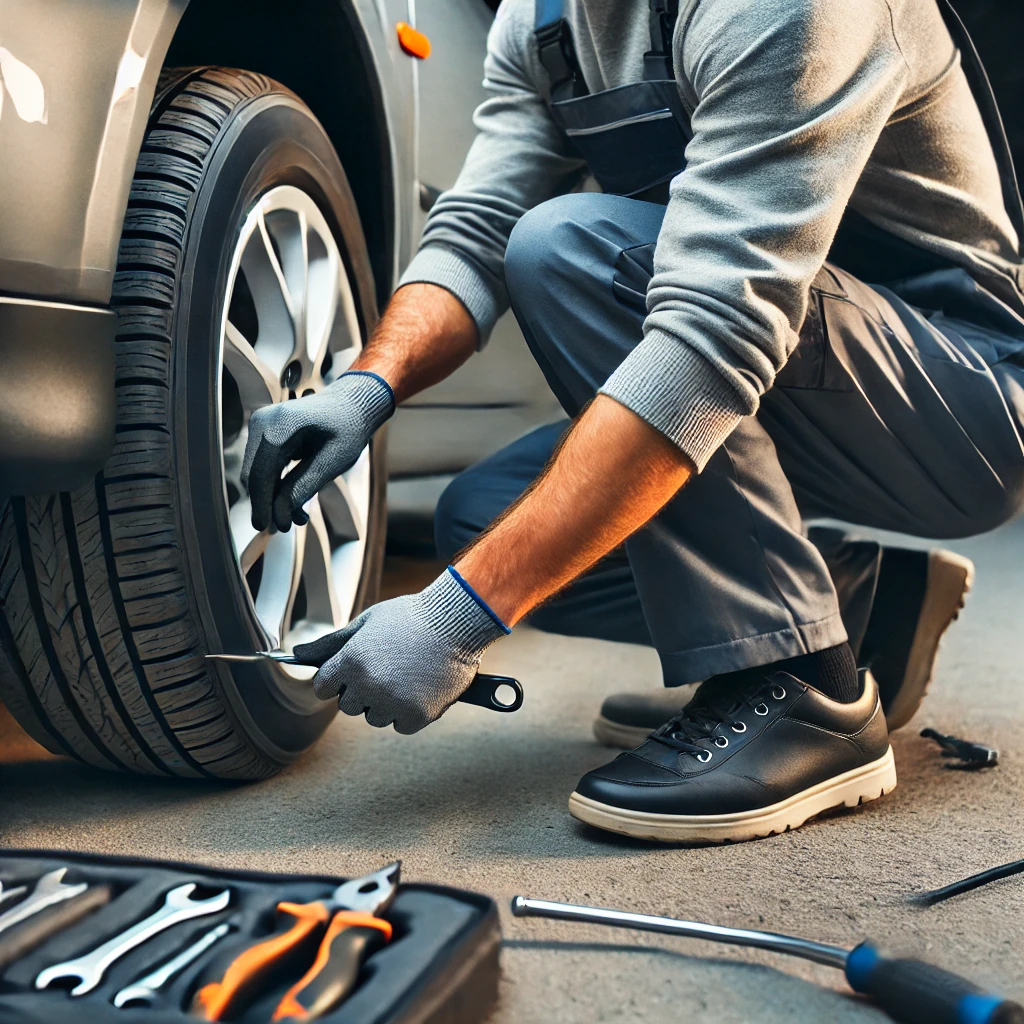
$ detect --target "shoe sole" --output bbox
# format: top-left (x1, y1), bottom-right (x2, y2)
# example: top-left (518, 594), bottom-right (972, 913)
top-left (567, 746), bottom-right (896, 844)
top-left (884, 550), bottom-right (974, 732)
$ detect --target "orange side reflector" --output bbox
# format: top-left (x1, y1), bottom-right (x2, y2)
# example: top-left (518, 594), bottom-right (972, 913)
top-left (397, 22), bottom-right (431, 59)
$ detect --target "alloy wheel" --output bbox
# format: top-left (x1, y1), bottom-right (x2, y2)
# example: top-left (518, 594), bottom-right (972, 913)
top-left (217, 185), bottom-right (370, 665)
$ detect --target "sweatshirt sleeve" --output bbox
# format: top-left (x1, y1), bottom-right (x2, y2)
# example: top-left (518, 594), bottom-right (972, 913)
top-left (398, 0), bottom-right (586, 344)
top-left (600, 0), bottom-right (909, 470)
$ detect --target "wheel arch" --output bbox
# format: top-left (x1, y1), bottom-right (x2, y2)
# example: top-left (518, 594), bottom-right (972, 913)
top-left (164, 0), bottom-right (398, 310)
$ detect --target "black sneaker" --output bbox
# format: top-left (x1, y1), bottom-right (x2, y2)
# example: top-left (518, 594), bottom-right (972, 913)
top-left (592, 546), bottom-right (973, 748)
top-left (592, 685), bottom-right (699, 748)
top-left (860, 547), bottom-right (973, 730)
top-left (570, 669), bottom-right (894, 844)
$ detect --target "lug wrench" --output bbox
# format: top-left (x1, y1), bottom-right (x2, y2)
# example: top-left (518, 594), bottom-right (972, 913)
top-left (36, 883), bottom-right (231, 996)
top-left (512, 896), bottom-right (1024, 1024)
top-left (0, 869), bottom-right (87, 938)
top-left (206, 652), bottom-right (524, 713)
top-left (113, 919), bottom-right (236, 1008)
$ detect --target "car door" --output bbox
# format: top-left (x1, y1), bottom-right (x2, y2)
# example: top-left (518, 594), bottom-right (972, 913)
top-left (387, 0), bottom-right (563, 501)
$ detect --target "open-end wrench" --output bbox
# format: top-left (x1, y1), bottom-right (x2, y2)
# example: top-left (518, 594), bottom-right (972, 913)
top-left (0, 869), bottom-right (87, 938)
top-left (36, 883), bottom-right (231, 996)
top-left (113, 919), bottom-right (236, 1008)
top-left (0, 881), bottom-right (27, 910)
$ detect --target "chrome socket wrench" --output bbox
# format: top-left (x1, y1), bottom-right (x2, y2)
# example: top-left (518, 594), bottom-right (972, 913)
top-left (36, 883), bottom-right (231, 996)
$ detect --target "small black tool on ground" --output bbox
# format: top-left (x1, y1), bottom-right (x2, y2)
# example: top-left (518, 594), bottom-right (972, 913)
top-left (206, 652), bottom-right (524, 713)
top-left (921, 727), bottom-right (998, 769)
top-left (511, 896), bottom-right (1024, 1024)
top-left (911, 859), bottom-right (1024, 906)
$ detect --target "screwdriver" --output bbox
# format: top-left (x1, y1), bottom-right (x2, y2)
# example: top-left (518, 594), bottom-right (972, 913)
top-left (191, 862), bottom-right (399, 1022)
top-left (511, 896), bottom-right (1024, 1024)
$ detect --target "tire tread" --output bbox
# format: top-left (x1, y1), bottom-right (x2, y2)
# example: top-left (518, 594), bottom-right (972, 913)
top-left (0, 68), bottom-right (293, 779)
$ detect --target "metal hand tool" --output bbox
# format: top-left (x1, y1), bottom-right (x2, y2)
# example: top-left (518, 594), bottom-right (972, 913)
top-left (113, 919), bottom-right (236, 1008)
top-left (511, 897), bottom-right (1024, 1024)
top-left (0, 881), bottom-right (27, 910)
top-left (0, 868), bottom-right (88, 938)
top-left (0, 884), bottom-right (113, 971)
top-left (206, 651), bottom-right (524, 713)
top-left (192, 862), bottom-right (400, 1022)
top-left (36, 883), bottom-right (231, 996)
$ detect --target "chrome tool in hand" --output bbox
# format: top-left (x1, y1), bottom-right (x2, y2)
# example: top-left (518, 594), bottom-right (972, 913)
top-left (511, 896), bottom-right (1024, 1024)
top-left (0, 869), bottom-right (87, 938)
top-left (206, 651), bottom-right (524, 713)
top-left (36, 883), bottom-right (231, 996)
top-left (113, 919), bottom-right (237, 1008)
top-left (192, 861), bottom-right (400, 1022)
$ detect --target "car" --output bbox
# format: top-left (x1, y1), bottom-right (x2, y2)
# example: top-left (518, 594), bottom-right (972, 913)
top-left (1, 1), bottom-right (1017, 783)
top-left (0, 0), bottom-right (558, 781)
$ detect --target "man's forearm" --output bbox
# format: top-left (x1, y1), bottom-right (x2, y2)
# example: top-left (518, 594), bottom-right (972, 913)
top-left (352, 283), bottom-right (478, 404)
top-left (454, 396), bottom-right (694, 626)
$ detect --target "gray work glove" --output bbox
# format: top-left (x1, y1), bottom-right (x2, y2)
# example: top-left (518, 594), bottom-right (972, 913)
top-left (241, 370), bottom-right (394, 533)
top-left (295, 567), bottom-right (511, 734)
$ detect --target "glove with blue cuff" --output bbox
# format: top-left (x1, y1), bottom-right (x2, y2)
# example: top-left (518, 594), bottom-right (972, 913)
top-left (241, 370), bottom-right (394, 533)
top-left (295, 566), bottom-right (511, 734)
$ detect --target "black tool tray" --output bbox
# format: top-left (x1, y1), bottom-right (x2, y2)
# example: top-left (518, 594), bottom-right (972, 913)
top-left (0, 849), bottom-right (500, 1024)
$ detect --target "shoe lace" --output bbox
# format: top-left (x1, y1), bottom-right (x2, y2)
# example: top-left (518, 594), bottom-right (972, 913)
top-left (650, 687), bottom-right (764, 758)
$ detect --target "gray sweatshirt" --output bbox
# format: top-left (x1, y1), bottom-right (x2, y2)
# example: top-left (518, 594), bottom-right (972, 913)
top-left (400, 0), bottom-right (1021, 471)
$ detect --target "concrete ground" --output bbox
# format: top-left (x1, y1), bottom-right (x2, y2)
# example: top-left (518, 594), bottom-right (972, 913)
top-left (2, 519), bottom-right (1023, 1022)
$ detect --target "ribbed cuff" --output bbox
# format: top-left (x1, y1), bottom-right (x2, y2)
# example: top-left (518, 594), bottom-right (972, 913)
top-left (398, 245), bottom-right (505, 347)
top-left (599, 329), bottom-right (750, 472)
top-left (335, 370), bottom-right (395, 432)
top-left (421, 567), bottom-right (510, 662)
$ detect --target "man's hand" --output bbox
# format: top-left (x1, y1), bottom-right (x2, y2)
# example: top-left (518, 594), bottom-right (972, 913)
top-left (296, 568), bottom-right (509, 734)
top-left (241, 283), bottom-right (478, 532)
top-left (241, 371), bottom-right (394, 533)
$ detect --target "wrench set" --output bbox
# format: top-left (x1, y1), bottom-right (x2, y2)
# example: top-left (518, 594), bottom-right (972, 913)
top-left (0, 851), bottom-right (501, 1023)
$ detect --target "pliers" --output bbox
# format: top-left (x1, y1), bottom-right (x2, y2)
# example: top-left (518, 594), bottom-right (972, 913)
top-left (191, 862), bottom-right (400, 1022)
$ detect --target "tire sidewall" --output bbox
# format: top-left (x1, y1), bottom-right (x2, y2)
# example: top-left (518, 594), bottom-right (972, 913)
top-left (173, 90), bottom-right (384, 761)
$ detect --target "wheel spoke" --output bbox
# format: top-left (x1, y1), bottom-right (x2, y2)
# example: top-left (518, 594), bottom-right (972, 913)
top-left (254, 525), bottom-right (304, 649)
top-left (305, 224), bottom-right (340, 372)
top-left (229, 499), bottom-right (270, 574)
top-left (224, 321), bottom-right (281, 411)
top-left (239, 213), bottom-right (297, 374)
top-left (264, 208), bottom-right (308, 368)
top-left (317, 453), bottom-right (368, 542)
top-left (298, 497), bottom-right (341, 629)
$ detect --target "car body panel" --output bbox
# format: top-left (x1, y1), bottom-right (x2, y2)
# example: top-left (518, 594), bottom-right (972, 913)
top-left (0, 0), bottom-right (187, 304)
top-left (389, 0), bottom-right (561, 482)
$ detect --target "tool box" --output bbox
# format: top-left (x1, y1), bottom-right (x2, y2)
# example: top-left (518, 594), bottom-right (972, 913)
top-left (0, 849), bottom-right (501, 1024)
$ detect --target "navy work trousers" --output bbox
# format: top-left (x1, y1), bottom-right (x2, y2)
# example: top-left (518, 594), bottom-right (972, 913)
top-left (435, 194), bottom-right (1024, 686)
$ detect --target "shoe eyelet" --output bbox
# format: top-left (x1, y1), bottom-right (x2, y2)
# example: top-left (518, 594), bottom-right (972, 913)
top-left (771, 685), bottom-right (787, 700)
top-left (754, 703), bottom-right (769, 716)
top-left (730, 721), bottom-right (747, 734)
top-left (696, 750), bottom-right (713, 763)
top-left (714, 736), bottom-right (729, 748)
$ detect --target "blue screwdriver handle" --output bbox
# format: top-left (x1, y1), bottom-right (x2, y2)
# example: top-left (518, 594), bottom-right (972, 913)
top-left (845, 943), bottom-right (1024, 1024)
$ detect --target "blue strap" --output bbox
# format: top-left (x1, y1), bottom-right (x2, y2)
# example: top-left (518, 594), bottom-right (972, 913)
top-left (447, 566), bottom-right (512, 635)
top-left (535, 0), bottom-right (563, 30)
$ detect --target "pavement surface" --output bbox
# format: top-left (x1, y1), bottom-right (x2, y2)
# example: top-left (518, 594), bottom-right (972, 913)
top-left (2, 519), bottom-right (1023, 1022)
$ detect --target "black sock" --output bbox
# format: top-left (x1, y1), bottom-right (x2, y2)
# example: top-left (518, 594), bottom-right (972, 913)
top-left (708, 642), bottom-right (860, 704)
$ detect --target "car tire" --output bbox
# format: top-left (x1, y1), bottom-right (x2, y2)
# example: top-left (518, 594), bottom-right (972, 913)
top-left (0, 67), bottom-right (387, 780)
